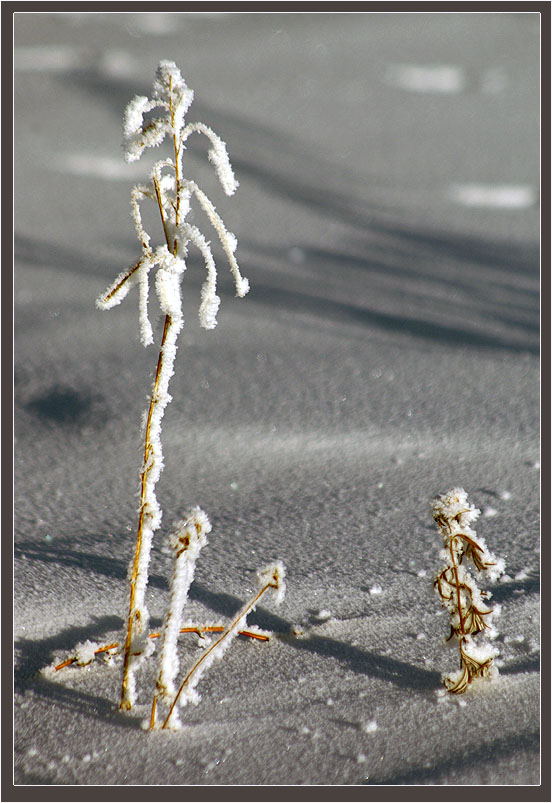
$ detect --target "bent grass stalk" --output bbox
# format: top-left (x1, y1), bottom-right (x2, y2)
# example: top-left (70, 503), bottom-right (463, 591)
top-left (157, 562), bottom-right (285, 730)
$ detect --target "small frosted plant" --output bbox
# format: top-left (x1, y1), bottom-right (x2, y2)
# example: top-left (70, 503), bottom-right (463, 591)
top-left (96, 61), bottom-right (249, 711)
top-left (157, 562), bottom-right (285, 730)
top-left (432, 488), bottom-right (505, 694)
top-left (51, 544), bottom-right (280, 731)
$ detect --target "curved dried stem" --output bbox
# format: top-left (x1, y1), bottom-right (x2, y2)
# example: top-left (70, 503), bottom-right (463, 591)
top-left (444, 663), bottom-right (470, 695)
top-left (160, 583), bottom-right (273, 730)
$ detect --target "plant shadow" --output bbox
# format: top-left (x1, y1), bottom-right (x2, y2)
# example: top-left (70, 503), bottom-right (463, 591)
top-left (364, 727), bottom-right (540, 785)
top-left (37, 66), bottom-right (540, 357)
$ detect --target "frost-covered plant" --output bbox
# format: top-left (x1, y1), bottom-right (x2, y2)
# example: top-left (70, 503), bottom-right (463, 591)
top-left (432, 488), bottom-right (505, 694)
top-left (157, 562), bottom-right (285, 730)
top-left (151, 507), bottom-right (211, 725)
top-left (96, 61), bottom-right (249, 711)
top-left (51, 544), bottom-right (279, 731)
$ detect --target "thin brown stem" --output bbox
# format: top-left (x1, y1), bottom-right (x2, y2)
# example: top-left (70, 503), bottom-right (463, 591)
top-left (153, 175), bottom-right (172, 249)
top-left (120, 313), bottom-right (171, 710)
top-left (100, 259), bottom-right (142, 305)
top-left (55, 658), bottom-right (77, 671)
top-left (54, 642), bottom-right (119, 671)
top-left (150, 694), bottom-right (158, 730)
top-left (56, 628), bottom-right (267, 673)
top-left (122, 88), bottom-right (181, 710)
top-left (161, 584), bottom-right (271, 729)
top-left (168, 76), bottom-right (181, 247)
top-left (449, 538), bottom-right (466, 654)
top-left (151, 626), bottom-right (269, 641)
top-left (120, 85), bottom-right (181, 709)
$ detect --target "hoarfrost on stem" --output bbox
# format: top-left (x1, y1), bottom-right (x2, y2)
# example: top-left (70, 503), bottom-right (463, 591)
top-left (97, 60), bottom-right (248, 340)
top-left (155, 509), bottom-right (211, 705)
top-left (96, 61), bottom-right (249, 711)
top-left (432, 487), bottom-right (505, 694)
top-left (161, 561), bottom-right (286, 729)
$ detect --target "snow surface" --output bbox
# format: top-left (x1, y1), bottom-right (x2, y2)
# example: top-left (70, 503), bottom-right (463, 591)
top-left (14, 11), bottom-right (540, 788)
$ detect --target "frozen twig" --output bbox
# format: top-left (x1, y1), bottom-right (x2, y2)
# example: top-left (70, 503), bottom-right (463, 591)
top-left (160, 562), bottom-right (285, 730)
top-left (150, 509), bottom-right (211, 727)
top-left (53, 627), bottom-right (269, 673)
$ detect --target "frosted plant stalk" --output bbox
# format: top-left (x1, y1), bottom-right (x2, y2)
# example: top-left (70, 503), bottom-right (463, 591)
top-left (432, 488), bottom-right (505, 694)
top-left (96, 61), bottom-right (249, 710)
top-left (160, 562), bottom-right (286, 730)
top-left (150, 508), bottom-right (211, 728)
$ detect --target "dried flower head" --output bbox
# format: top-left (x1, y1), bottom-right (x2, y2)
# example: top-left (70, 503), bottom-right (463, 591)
top-left (432, 487), bottom-right (504, 693)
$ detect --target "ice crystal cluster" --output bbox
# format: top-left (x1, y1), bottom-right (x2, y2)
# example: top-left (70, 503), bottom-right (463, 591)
top-left (432, 487), bottom-right (505, 694)
top-left (97, 59), bottom-right (249, 339)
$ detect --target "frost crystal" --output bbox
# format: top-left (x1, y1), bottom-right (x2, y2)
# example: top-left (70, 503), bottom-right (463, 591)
top-left (432, 487), bottom-right (480, 530)
top-left (74, 640), bottom-right (98, 666)
top-left (257, 560), bottom-right (286, 605)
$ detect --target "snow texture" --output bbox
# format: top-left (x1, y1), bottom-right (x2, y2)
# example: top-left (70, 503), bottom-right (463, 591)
top-left (14, 11), bottom-right (540, 788)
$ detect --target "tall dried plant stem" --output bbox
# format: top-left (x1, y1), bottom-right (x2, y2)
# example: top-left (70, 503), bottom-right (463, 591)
top-left (120, 313), bottom-right (171, 710)
top-left (107, 63), bottom-right (250, 711)
top-left (120, 93), bottom-right (180, 708)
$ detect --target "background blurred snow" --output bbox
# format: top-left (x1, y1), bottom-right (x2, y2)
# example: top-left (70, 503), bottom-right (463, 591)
top-left (14, 11), bottom-right (540, 788)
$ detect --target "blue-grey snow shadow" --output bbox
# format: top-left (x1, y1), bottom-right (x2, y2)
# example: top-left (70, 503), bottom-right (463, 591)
top-left (246, 279), bottom-right (538, 354)
top-left (46, 69), bottom-right (539, 355)
top-left (15, 614), bottom-right (124, 692)
top-left (14, 233), bottom-right (111, 280)
top-left (364, 728), bottom-right (540, 785)
top-left (15, 540), bottom-right (438, 694)
top-left (14, 615), bottom-right (140, 730)
top-left (24, 385), bottom-right (105, 428)
top-left (291, 634), bottom-right (441, 691)
top-left (15, 229), bottom-right (538, 357)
